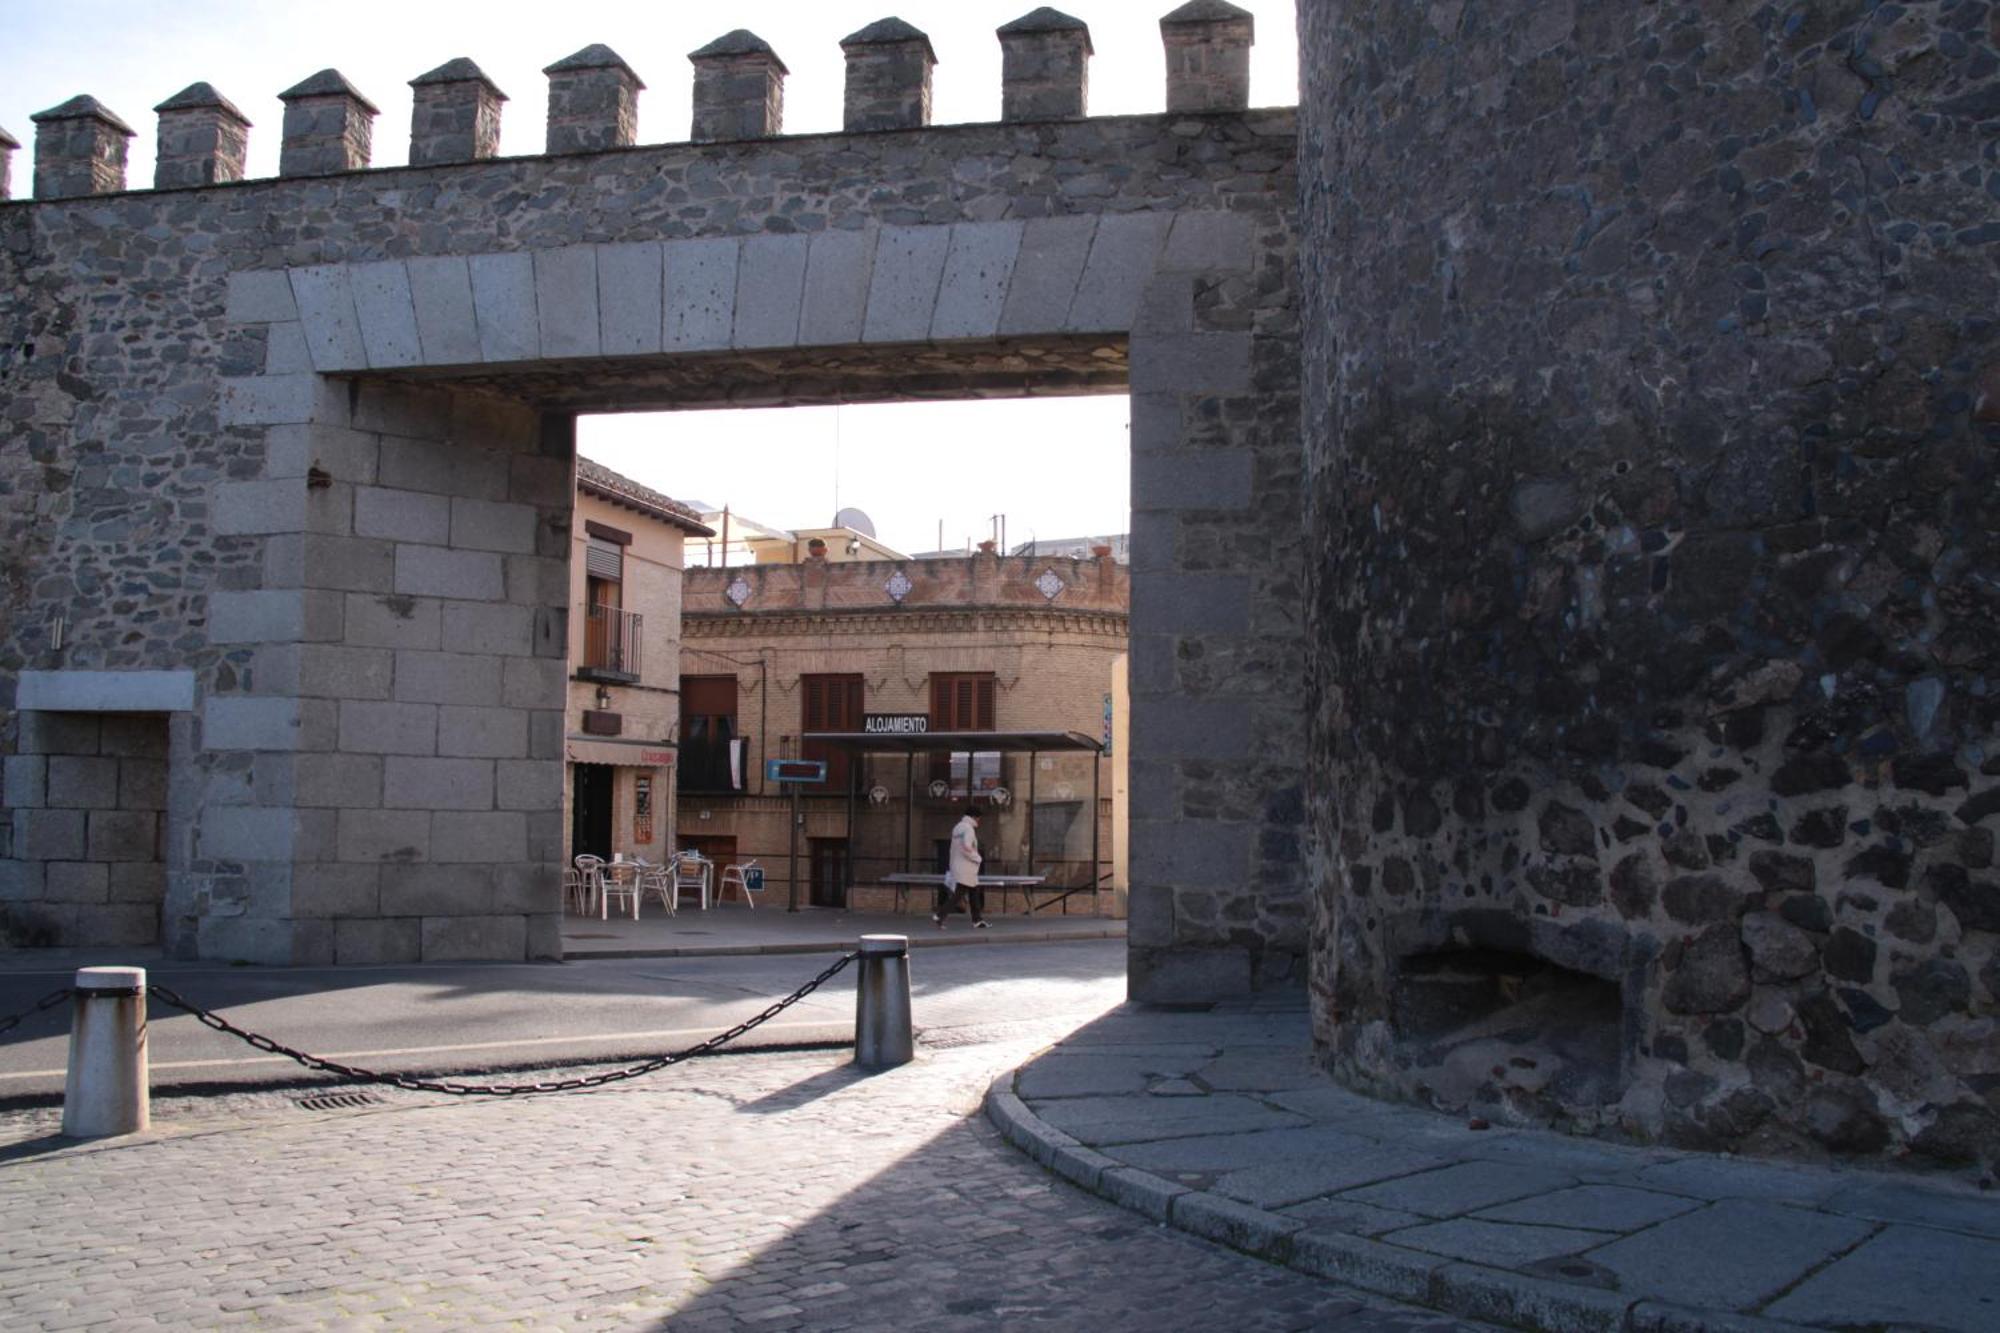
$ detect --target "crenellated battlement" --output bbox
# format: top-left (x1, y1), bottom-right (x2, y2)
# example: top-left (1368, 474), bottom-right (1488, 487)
top-left (5, 3), bottom-right (1258, 202)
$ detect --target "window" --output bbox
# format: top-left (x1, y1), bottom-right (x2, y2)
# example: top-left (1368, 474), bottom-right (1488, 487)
top-left (582, 522), bottom-right (640, 679)
top-left (802, 674), bottom-right (864, 791)
top-left (680, 675), bottom-right (743, 793)
top-left (929, 673), bottom-right (996, 731)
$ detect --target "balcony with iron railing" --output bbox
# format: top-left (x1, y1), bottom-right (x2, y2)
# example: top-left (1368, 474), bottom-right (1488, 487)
top-left (579, 604), bottom-right (642, 683)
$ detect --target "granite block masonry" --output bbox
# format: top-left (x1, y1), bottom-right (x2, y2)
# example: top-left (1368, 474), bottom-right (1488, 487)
top-left (1301, 2), bottom-right (2000, 1171)
top-left (0, 17), bottom-right (1301, 998)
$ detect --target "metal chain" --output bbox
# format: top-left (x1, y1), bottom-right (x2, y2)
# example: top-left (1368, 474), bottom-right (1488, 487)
top-left (148, 951), bottom-right (859, 1098)
top-left (0, 987), bottom-right (75, 1039)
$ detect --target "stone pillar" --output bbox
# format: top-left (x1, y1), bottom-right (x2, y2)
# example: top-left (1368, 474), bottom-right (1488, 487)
top-left (840, 18), bottom-right (936, 132)
top-left (152, 83), bottom-right (251, 189)
top-left (1302, 3), bottom-right (2000, 1166)
top-left (408, 58), bottom-right (507, 167)
top-left (29, 96), bottom-right (134, 200)
top-left (0, 125), bottom-right (17, 200)
top-left (277, 70), bottom-right (377, 178)
top-left (543, 45), bottom-right (643, 154)
top-left (998, 7), bottom-right (1091, 122)
top-left (688, 30), bottom-right (787, 143)
top-left (1159, 0), bottom-right (1253, 113)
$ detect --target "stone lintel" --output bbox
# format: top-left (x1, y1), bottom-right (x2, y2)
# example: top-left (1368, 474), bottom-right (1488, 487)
top-left (16, 670), bottom-right (197, 713)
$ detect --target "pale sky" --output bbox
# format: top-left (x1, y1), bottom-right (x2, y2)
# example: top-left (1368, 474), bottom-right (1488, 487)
top-left (3, 0), bottom-right (1297, 555)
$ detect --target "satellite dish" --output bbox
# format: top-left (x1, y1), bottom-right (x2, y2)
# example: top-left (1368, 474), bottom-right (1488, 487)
top-left (833, 507), bottom-right (876, 538)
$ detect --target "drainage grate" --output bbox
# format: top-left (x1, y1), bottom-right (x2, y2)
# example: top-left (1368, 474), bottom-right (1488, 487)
top-left (295, 1091), bottom-right (385, 1112)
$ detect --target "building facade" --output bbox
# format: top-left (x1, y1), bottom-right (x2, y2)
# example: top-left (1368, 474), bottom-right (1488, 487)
top-left (565, 460), bottom-right (710, 868)
top-left (679, 549), bottom-right (1127, 916)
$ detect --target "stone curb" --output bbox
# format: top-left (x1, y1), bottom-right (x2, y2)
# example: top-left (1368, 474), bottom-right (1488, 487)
top-left (564, 924), bottom-right (1126, 960)
top-left (981, 1070), bottom-right (1821, 1333)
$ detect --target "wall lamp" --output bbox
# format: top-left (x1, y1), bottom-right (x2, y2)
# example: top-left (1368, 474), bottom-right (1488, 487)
top-left (594, 685), bottom-right (613, 710)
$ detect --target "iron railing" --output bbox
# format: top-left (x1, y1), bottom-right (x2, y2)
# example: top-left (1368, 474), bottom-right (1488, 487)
top-left (582, 604), bottom-right (642, 680)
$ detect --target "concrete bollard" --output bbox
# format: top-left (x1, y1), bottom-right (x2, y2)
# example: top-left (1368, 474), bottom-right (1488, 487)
top-left (61, 966), bottom-right (150, 1138)
top-left (853, 935), bottom-right (913, 1070)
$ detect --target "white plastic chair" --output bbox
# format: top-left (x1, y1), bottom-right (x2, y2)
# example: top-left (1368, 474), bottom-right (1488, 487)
top-left (573, 855), bottom-right (606, 918)
top-left (561, 867), bottom-right (590, 915)
top-left (717, 860), bottom-right (759, 909)
top-left (636, 859), bottom-right (676, 916)
top-left (674, 853), bottom-right (712, 912)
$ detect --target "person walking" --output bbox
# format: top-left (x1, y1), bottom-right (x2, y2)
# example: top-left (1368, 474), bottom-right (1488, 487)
top-left (934, 805), bottom-right (989, 929)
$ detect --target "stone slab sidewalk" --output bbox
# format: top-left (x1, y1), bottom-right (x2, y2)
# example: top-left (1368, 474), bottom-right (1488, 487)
top-left (986, 1000), bottom-right (2000, 1333)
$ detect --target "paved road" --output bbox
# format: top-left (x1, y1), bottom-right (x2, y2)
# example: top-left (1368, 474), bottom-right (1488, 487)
top-left (0, 1019), bottom-right (1484, 1330)
top-left (0, 941), bottom-right (1124, 1103)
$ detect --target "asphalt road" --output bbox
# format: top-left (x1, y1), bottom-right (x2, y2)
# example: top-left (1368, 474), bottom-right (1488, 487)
top-left (0, 939), bottom-right (1126, 1104)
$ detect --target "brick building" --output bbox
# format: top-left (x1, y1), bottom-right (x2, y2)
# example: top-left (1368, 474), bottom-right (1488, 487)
top-left (678, 544), bottom-right (1127, 917)
top-left (565, 460), bottom-right (710, 868)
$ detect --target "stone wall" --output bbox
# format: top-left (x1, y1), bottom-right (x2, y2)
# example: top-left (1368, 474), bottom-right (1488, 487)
top-left (1302, 4), bottom-right (2000, 1167)
top-left (0, 102), bottom-right (1300, 979)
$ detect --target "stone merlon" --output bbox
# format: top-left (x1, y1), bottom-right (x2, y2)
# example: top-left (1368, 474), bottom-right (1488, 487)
top-left (689, 29), bottom-right (789, 73)
top-left (30, 95), bottom-right (136, 135)
top-left (277, 69), bottom-right (381, 115)
top-left (998, 6), bottom-right (1093, 47)
top-left (410, 57), bottom-right (508, 99)
top-left (840, 16), bottom-right (940, 64)
top-left (541, 44), bottom-right (646, 88)
top-left (153, 82), bottom-right (252, 123)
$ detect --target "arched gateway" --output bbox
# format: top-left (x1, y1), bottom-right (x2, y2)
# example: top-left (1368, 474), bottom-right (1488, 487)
top-left (0, 9), bottom-right (1305, 1002)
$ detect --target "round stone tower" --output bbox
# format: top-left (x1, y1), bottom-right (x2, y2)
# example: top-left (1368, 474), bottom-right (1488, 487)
top-left (1301, 3), bottom-right (1999, 1166)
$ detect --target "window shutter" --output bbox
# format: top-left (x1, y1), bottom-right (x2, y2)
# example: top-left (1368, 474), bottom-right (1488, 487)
top-left (976, 676), bottom-right (995, 730)
top-left (586, 537), bottom-right (623, 583)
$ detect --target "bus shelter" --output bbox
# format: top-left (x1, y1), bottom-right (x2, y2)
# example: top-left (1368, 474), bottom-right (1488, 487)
top-left (801, 730), bottom-right (1107, 914)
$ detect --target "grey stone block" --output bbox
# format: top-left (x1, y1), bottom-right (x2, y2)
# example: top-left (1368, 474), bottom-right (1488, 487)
top-left (534, 245), bottom-right (600, 358)
top-left (380, 862), bottom-right (489, 914)
top-left (523, 808), bottom-right (563, 863)
top-left (0, 860), bottom-right (48, 902)
top-left (505, 553), bottom-right (569, 609)
top-left (1172, 1191), bottom-right (1302, 1258)
top-left (196, 915), bottom-right (328, 966)
top-left (107, 860), bottom-right (165, 903)
top-left (509, 453), bottom-right (573, 511)
top-left (596, 242), bottom-right (664, 355)
top-left (1132, 451), bottom-right (1254, 512)
top-left (469, 251), bottom-right (540, 363)
top-left (1128, 697), bottom-right (1251, 760)
top-left (732, 233), bottom-right (809, 348)
top-left (490, 862), bottom-right (557, 913)
top-left (495, 759), bottom-right (560, 810)
top-left (356, 382), bottom-right (453, 440)
top-left (1132, 571), bottom-right (1252, 635)
top-left (96, 715), bottom-right (168, 757)
top-left (1129, 331), bottom-right (1253, 394)
top-left (341, 593), bottom-right (444, 651)
top-left (664, 236), bottom-right (739, 351)
top-left (335, 915), bottom-right (420, 963)
top-left (1067, 211), bottom-right (1172, 332)
top-left (421, 912), bottom-right (526, 961)
top-left (264, 423), bottom-right (379, 485)
top-left (72, 903), bottom-right (160, 948)
top-left (204, 697), bottom-right (313, 752)
top-left (378, 436), bottom-right (508, 501)
top-left (1096, 1167), bottom-right (1191, 1223)
top-left (384, 756), bottom-right (495, 810)
top-left (436, 706), bottom-right (527, 760)
top-left (293, 753), bottom-right (384, 808)
top-left (334, 912), bottom-right (420, 956)
top-left (225, 269), bottom-right (300, 323)
top-left (1388, 1218), bottom-right (1612, 1268)
top-left (394, 545), bottom-right (505, 601)
top-left (1129, 818), bottom-right (1252, 887)
top-left (119, 758), bottom-right (167, 811)
top-left (999, 215), bottom-right (1096, 336)
top-left (1477, 1185), bottom-right (1702, 1232)
top-left (930, 221), bottom-right (1022, 340)
top-left (4, 755), bottom-right (47, 808)
top-left (350, 259), bottom-right (422, 369)
top-left (46, 756), bottom-right (118, 808)
top-left (1159, 210), bottom-right (1254, 274)
top-left (395, 650), bottom-right (501, 706)
top-left (289, 264), bottom-right (368, 372)
top-left (525, 910), bottom-right (562, 960)
top-left (1127, 393), bottom-right (1185, 457)
top-left (432, 811), bottom-right (526, 862)
top-left (17, 712), bottom-right (101, 755)
top-left (449, 497), bottom-right (538, 554)
top-left (264, 320), bottom-right (314, 374)
top-left (1429, 1264), bottom-right (1634, 1333)
top-left (337, 809), bottom-right (432, 863)
top-left (197, 806), bottom-right (294, 862)
top-left (1128, 944), bottom-right (1255, 1003)
top-left (1343, 1162), bottom-right (1579, 1220)
top-left (862, 224), bottom-right (950, 343)
top-left (218, 372), bottom-right (350, 428)
top-left (1125, 881), bottom-right (1174, 948)
top-left (1290, 1227), bottom-right (1453, 1303)
top-left (265, 534), bottom-right (395, 594)
top-left (88, 809), bottom-right (160, 862)
top-left (45, 860), bottom-right (110, 903)
top-left (441, 603), bottom-right (531, 656)
top-left (355, 487), bottom-right (451, 544)
top-left (1588, 1200), bottom-right (1877, 1311)
top-left (339, 700), bottom-right (438, 756)
top-left (1765, 1225), bottom-right (2000, 1329)
top-left (798, 228), bottom-right (876, 345)
top-left (527, 708), bottom-right (565, 760)
top-left (214, 478), bottom-right (308, 536)
top-left (1134, 274), bottom-right (1195, 335)
top-left (209, 590), bottom-right (303, 645)
top-left (406, 255), bottom-right (482, 365)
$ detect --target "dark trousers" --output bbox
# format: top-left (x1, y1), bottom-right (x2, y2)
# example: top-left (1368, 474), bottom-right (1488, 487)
top-left (934, 883), bottom-right (985, 923)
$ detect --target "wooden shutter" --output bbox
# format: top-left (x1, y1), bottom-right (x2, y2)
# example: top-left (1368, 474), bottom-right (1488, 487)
top-left (802, 674), bottom-right (863, 790)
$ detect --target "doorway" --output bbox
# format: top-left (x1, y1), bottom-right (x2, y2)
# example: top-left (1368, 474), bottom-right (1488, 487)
top-left (571, 764), bottom-right (613, 861)
top-left (809, 838), bottom-right (849, 909)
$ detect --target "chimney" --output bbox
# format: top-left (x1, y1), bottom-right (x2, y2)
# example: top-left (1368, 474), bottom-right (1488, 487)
top-left (153, 83), bottom-right (252, 189)
top-left (29, 96), bottom-right (134, 199)
top-left (688, 30), bottom-right (788, 143)
top-left (409, 58), bottom-right (507, 166)
top-left (1159, 0), bottom-right (1254, 113)
top-left (840, 18), bottom-right (937, 133)
top-left (0, 125), bottom-right (18, 200)
top-left (997, 8), bottom-right (1092, 122)
top-left (277, 70), bottom-right (378, 177)
top-left (543, 45), bottom-right (644, 154)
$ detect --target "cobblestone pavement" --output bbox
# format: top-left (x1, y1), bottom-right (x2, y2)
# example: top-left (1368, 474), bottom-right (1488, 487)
top-left (994, 1002), bottom-right (2000, 1333)
top-left (0, 1020), bottom-right (1484, 1331)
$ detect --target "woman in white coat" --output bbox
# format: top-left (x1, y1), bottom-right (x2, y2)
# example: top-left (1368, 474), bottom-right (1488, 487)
top-left (935, 806), bottom-right (988, 929)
